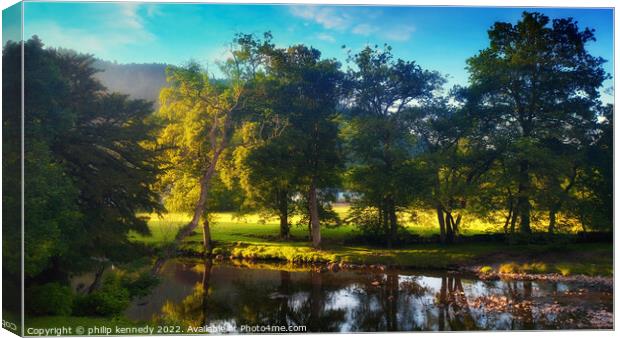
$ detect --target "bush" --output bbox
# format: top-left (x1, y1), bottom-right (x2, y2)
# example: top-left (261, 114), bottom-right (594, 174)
top-left (498, 262), bottom-right (521, 274)
top-left (479, 266), bottom-right (493, 274)
top-left (26, 283), bottom-right (74, 316)
top-left (73, 276), bottom-right (130, 316)
top-left (120, 271), bottom-right (159, 299)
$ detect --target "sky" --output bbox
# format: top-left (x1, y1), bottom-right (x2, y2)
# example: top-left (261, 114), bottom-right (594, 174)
top-left (5, 2), bottom-right (615, 101)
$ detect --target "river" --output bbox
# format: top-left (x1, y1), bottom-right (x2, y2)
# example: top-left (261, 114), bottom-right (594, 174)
top-left (125, 259), bottom-right (613, 331)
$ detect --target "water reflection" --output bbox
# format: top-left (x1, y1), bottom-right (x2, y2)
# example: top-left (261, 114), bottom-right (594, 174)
top-left (125, 260), bottom-right (612, 331)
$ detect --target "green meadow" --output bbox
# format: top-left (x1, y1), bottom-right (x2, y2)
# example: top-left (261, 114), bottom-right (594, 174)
top-left (129, 205), bottom-right (611, 276)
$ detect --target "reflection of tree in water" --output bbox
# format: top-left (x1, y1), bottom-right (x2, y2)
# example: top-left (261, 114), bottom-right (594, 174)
top-left (153, 265), bottom-right (595, 331)
top-left (161, 263), bottom-right (347, 331)
top-left (347, 272), bottom-right (428, 331)
top-left (504, 280), bottom-right (535, 329)
top-left (283, 271), bottom-right (347, 331)
top-left (472, 280), bottom-right (557, 329)
top-left (158, 259), bottom-right (214, 327)
top-left (435, 276), bottom-right (477, 331)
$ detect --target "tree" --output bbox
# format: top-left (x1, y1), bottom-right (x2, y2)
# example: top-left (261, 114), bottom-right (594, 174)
top-left (410, 93), bottom-right (495, 243)
top-left (572, 104), bottom-right (613, 231)
top-left (156, 61), bottom-right (245, 254)
top-left (235, 41), bottom-right (344, 247)
top-left (156, 33), bottom-right (277, 255)
top-left (268, 45), bottom-right (344, 248)
top-left (4, 37), bottom-right (162, 284)
top-left (236, 129), bottom-right (300, 239)
top-left (344, 45), bottom-right (443, 247)
top-left (467, 12), bottom-right (608, 235)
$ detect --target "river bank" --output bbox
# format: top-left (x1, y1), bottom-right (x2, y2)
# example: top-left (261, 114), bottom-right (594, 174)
top-left (175, 240), bottom-right (612, 280)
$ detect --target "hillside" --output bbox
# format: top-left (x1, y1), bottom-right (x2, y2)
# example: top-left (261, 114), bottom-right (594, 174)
top-left (93, 60), bottom-right (168, 104)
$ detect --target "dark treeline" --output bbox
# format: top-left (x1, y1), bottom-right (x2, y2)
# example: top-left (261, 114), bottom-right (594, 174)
top-left (1, 11), bottom-right (612, 317)
top-left (3, 36), bottom-right (162, 317)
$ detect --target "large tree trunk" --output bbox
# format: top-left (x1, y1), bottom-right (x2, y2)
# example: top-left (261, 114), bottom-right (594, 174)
top-left (445, 212), bottom-right (454, 243)
top-left (510, 208), bottom-right (518, 235)
top-left (278, 189), bottom-right (289, 239)
top-left (87, 264), bottom-right (106, 294)
top-left (388, 198), bottom-right (398, 248)
top-left (308, 180), bottom-right (321, 248)
top-left (503, 196), bottom-right (514, 234)
top-left (452, 214), bottom-right (461, 237)
top-left (202, 217), bottom-right (213, 255)
top-left (548, 206), bottom-right (557, 234)
top-left (383, 198), bottom-right (391, 248)
top-left (548, 167), bottom-right (577, 234)
top-left (437, 205), bottom-right (446, 243)
top-left (517, 160), bottom-right (532, 234)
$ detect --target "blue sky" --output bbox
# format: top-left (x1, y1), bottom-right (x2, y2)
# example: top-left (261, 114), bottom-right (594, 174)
top-left (11, 3), bottom-right (615, 100)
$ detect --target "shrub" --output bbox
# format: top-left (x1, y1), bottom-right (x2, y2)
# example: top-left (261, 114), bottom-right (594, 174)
top-left (73, 276), bottom-right (130, 316)
top-left (479, 266), bottom-right (493, 274)
top-left (26, 283), bottom-right (74, 316)
top-left (522, 262), bottom-right (547, 274)
top-left (498, 262), bottom-right (521, 274)
top-left (120, 271), bottom-right (159, 299)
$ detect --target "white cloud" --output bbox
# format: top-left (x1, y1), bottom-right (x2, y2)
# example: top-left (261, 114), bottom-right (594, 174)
top-left (290, 6), bottom-right (416, 43)
top-left (118, 3), bottom-right (143, 30)
top-left (382, 25), bottom-right (416, 42)
top-left (316, 33), bottom-right (336, 43)
top-left (290, 5), bottom-right (351, 30)
top-left (352, 24), bottom-right (378, 36)
top-left (145, 4), bottom-right (164, 18)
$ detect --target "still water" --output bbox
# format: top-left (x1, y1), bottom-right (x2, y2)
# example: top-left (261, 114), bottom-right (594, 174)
top-left (126, 259), bottom-right (612, 331)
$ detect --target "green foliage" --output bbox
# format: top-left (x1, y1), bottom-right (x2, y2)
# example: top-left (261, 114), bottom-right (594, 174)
top-left (343, 45), bottom-right (443, 245)
top-left (233, 37), bottom-right (345, 241)
top-left (118, 271), bottom-right (160, 299)
top-left (3, 37), bottom-right (163, 283)
top-left (467, 12), bottom-right (610, 235)
top-left (74, 277), bottom-right (131, 317)
top-left (26, 283), bottom-right (74, 316)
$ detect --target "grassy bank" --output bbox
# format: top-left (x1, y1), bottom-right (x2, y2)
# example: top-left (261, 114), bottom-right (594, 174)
top-left (129, 208), bottom-right (612, 277)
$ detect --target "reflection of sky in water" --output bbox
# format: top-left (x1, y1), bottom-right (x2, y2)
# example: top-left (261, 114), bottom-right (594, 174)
top-left (125, 261), bottom-right (612, 331)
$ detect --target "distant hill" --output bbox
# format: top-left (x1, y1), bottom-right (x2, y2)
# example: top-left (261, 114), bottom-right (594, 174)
top-left (93, 60), bottom-right (169, 104)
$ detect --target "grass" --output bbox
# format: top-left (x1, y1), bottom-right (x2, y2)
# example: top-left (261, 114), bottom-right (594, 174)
top-left (129, 206), bottom-right (612, 277)
top-left (129, 205), bottom-right (501, 247)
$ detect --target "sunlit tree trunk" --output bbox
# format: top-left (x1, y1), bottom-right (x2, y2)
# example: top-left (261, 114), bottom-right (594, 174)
top-left (174, 113), bottom-right (231, 253)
